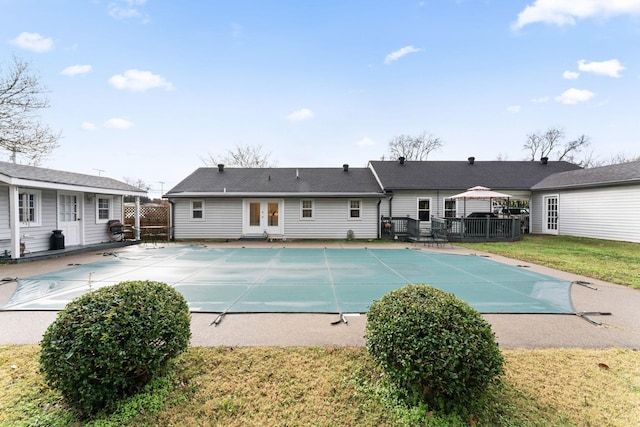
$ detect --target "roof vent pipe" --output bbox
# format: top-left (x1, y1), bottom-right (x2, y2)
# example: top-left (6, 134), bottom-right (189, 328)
top-left (468, 157), bottom-right (475, 165)
top-left (399, 156), bottom-right (405, 165)
top-left (343, 164), bottom-right (349, 172)
top-left (217, 164), bottom-right (224, 172)
top-left (541, 157), bottom-right (549, 165)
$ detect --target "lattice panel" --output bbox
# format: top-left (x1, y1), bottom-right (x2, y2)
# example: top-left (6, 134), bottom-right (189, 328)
top-left (124, 204), bottom-right (169, 226)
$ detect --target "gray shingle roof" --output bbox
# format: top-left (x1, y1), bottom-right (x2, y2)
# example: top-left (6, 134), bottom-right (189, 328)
top-left (531, 160), bottom-right (640, 190)
top-left (166, 166), bottom-right (383, 197)
top-left (368, 160), bottom-right (582, 191)
top-left (0, 161), bottom-right (146, 194)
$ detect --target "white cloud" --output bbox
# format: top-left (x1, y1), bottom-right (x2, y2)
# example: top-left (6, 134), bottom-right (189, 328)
top-left (563, 70), bottom-right (580, 79)
top-left (384, 46), bottom-right (421, 65)
top-left (108, 69), bottom-right (174, 92)
top-left (555, 88), bottom-right (595, 104)
top-left (81, 122), bottom-right (97, 131)
top-left (507, 105), bottom-right (521, 113)
top-left (513, 0), bottom-right (640, 29)
top-left (108, 0), bottom-right (150, 23)
top-left (10, 32), bottom-right (54, 53)
top-left (104, 118), bottom-right (133, 129)
top-left (355, 137), bottom-right (375, 147)
top-left (61, 64), bottom-right (92, 76)
top-left (285, 108), bottom-right (314, 121)
top-left (578, 59), bottom-right (625, 77)
top-left (531, 96), bottom-right (550, 103)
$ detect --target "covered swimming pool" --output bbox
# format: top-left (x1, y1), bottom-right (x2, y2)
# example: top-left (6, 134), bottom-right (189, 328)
top-left (1, 246), bottom-right (575, 316)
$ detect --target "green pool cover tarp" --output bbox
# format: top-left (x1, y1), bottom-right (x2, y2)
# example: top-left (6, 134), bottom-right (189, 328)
top-left (1, 246), bottom-right (576, 315)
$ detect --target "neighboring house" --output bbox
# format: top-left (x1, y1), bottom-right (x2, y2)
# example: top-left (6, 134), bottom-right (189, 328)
top-left (531, 160), bottom-right (640, 243)
top-left (165, 164), bottom-right (384, 240)
top-left (369, 157), bottom-right (582, 221)
top-left (0, 161), bottom-right (147, 260)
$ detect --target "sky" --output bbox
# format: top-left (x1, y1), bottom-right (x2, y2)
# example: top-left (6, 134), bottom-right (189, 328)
top-left (2, 0), bottom-right (639, 197)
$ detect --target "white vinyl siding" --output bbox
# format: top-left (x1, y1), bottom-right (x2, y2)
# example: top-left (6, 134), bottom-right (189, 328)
top-left (85, 194), bottom-right (124, 244)
top-left (173, 199), bottom-right (243, 239)
top-left (284, 198), bottom-right (378, 239)
top-left (532, 186), bottom-right (640, 243)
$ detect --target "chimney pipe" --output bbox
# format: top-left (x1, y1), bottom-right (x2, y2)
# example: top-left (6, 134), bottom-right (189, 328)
top-left (468, 156), bottom-right (475, 165)
top-left (541, 157), bottom-right (548, 165)
top-left (399, 156), bottom-right (405, 165)
top-left (343, 164), bottom-right (349, 172)
top-left (217, 164), bottom-right (224, 172)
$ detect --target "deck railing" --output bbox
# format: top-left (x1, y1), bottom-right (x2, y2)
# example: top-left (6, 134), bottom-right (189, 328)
top-left (402, 217), bottom-right (522, 242)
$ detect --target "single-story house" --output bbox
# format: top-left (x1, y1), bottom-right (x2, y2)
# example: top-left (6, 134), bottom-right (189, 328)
top-left (165, 164), bottom-right (384, 240)
top-left (369, 157), bottom-right (582, 221)
top-left (531, 160), bottom-right (640, 243)
top-left (166, 158), bottom-right (581, 241)
top-left (0, 161), bottom-right (147, 260)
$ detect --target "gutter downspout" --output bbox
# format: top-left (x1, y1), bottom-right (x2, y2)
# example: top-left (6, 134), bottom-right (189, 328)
top-left (377, 199), bottom-right (382, 239)
top-left (169, 199), bottom-right (175, 240)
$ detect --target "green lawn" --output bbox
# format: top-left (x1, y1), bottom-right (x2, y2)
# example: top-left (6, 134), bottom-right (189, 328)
top-left (457, 234), bottom-right (640, 289)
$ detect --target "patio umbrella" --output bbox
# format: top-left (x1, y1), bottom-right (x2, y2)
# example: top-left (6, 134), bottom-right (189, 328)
top-left (450, 186), bottom-right (512, 216)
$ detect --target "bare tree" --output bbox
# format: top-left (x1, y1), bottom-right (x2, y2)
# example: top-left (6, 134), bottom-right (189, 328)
top-left (558, 134), bottom-right (590, 162)
top-left (0, 56), bottom-right (61, 165)
top-left (123, 177), bottom-right (151, 191)
top-left (387, 131), bottom-right (443, 160)
top-left (202, 144), bottom-right (276, 167)
top-left (523, 127), bottom-right (590, 165)
top-left (586, 152), bottom-right (640, 168)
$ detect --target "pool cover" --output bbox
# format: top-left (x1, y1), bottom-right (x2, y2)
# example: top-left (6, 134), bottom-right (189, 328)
top-left (1, 246), bottom-right (575, 315)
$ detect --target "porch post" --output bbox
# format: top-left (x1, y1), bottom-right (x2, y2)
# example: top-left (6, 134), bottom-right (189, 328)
top-left (135, 196), bottom-right (141, 240)
top-left (8, 185), bottom-right (21, 260)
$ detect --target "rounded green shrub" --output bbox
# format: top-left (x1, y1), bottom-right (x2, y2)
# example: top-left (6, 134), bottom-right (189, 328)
top-left (365, 284), bottom-right (504, 409)
top-left (40, 280), bottom-right (191, 415)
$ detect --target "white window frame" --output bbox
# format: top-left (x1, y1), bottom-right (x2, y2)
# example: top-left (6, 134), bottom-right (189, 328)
top-left (190, 200), bottom-right (205, 221)
top-left (300, 199), bottom-right (314, 220)
top-left (444, 198), bottom-right (457, 218)
top-left (18, 190), bottom-right (42, 226)
top-left (417, 197), bottom-right (431, 221)
top-left (348, 199), bottom-right (362, 220)
top-left (95, 196), bottom-right (113, 223)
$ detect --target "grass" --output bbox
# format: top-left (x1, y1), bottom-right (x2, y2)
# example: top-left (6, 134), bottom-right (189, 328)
top-left (457, 234), bottom-right (640, 289)
top-left (1, 345), bottom-right (639, 426)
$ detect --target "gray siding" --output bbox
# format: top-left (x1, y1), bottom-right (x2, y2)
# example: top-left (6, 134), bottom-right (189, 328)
top-left (282, 198), bottom-right (379, 239)
top-left (83, 194), bottom-right (125, 244)
top-left (171, 197), bottom-right (380, 240)
top-left (20, 189), bottom-right (58, 253)
top-left (173, 198), bottom-right (243, 239)
top-left (530, 194), bottom-right (545, 234)
top-left (534, 186), bottom-right (640, 243)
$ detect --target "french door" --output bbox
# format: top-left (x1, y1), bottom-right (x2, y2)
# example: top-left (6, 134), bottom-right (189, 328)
top-left (544, 195), bottom-right (559, 235)
top-left (243, 199), bottom-right (283, 236)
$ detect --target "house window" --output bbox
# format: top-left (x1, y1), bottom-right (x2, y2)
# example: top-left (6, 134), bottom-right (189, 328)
top-left (191, 200), bottom-right (204, 220)
top-left (444, 199), bottom-right (456, 218)
top-left (18, 190), bottom-right (41, 226)
top-left (96, 196), bottom-right (112, 222)
top-left (348, 199), bottom-right (361, 219)
top-left (417, 198), bottom-right (431, 220)
top-left (301, 200), bottom-right (314, 219)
